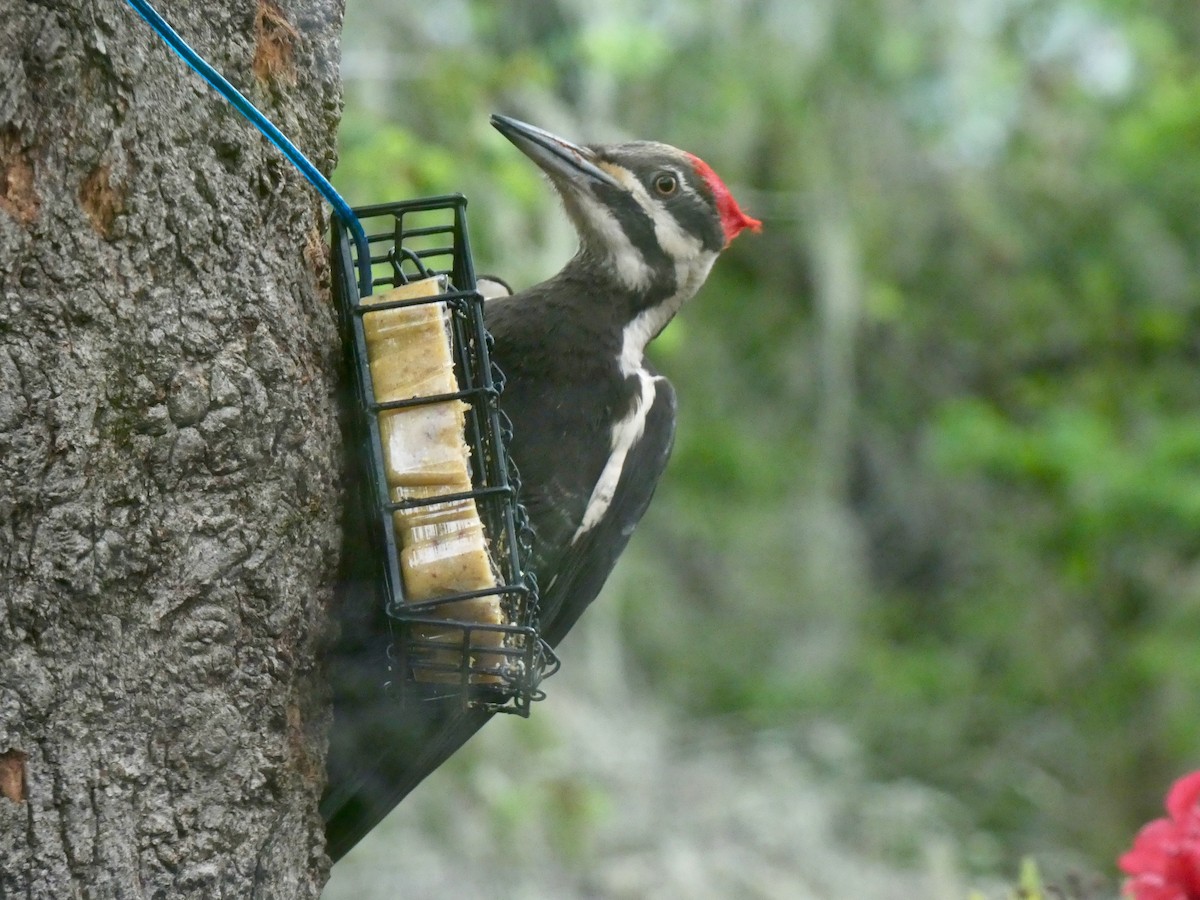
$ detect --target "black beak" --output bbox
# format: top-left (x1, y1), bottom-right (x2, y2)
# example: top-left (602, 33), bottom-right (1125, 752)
top-left (490, 114), bottom-right (622, 190)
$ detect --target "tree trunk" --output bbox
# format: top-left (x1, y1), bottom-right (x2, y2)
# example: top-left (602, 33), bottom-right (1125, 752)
top-left (0, 1), bottom-right (345, 895)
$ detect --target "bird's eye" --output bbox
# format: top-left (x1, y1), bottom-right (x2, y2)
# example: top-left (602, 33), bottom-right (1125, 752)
top-left (653, 172), bottom-right (678, 196)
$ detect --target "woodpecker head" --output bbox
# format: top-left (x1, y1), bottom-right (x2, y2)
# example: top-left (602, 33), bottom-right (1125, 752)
top-left (491, 114), bottom-right (761, 307)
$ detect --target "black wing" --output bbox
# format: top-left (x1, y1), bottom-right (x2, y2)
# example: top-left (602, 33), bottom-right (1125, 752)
top-left (538, 373), bottom-right (676, 647)
top-left (323, 375), bottom-right (677, 863)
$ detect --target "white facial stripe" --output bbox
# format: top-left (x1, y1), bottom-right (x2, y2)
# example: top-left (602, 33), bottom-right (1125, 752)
top-left (587, 162), bottom-right (717, 374)
top-left (579, 160), bottom-right (720, 373)
top-left (572, 189), bottom-right (654, 290)
top-left (674, 249), bottom-right (717, 304)
top-left (628, 175), bottom-right (706, 264)
top-left (571, 370), bottom-right (657, 544)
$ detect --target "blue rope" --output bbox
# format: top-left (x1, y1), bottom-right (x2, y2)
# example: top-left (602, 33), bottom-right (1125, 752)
top-left (124, 0), bottom-right (374, 297)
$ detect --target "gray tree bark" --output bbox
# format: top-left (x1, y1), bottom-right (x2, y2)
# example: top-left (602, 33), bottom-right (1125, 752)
top-left (0, 1), bottom-right (345, 896)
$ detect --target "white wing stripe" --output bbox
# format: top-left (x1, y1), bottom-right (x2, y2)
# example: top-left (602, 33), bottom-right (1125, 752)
top-left (571, 369), bottom-right (656, 544)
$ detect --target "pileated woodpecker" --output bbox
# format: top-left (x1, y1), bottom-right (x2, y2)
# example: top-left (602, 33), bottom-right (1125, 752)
top-left (323, 115), bottom-right (760, 861)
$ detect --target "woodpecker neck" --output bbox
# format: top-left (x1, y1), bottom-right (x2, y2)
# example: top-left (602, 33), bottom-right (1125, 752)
top-left (555, 242), bottom-right (716, 377)
top-left (616, 251), bottom-right (716, 376)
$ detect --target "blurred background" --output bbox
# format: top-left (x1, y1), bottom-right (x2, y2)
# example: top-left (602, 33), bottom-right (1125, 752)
top-left (324, 0), bottom-right (1200, 897)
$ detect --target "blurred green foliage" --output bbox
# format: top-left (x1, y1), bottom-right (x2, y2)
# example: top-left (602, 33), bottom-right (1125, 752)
top-left (334, 0), bottom-right (1200, 877)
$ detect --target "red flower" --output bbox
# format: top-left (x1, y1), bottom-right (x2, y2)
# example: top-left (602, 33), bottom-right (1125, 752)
top-left (1120, 771), bottom-right (1200, 900)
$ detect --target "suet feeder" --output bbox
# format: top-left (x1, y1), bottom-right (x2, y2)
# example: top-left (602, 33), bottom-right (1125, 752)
top-left (331, 197), bottom-right (554, 715)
